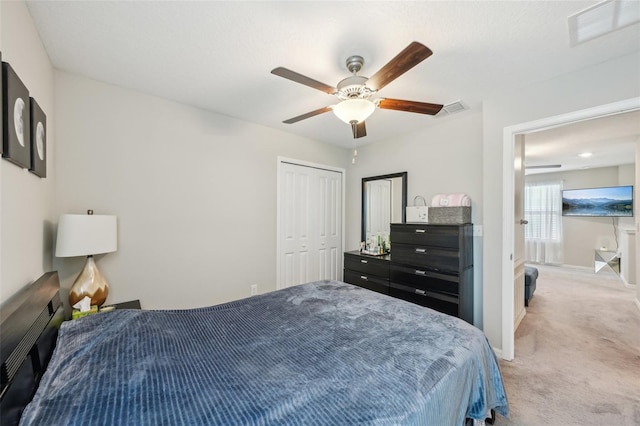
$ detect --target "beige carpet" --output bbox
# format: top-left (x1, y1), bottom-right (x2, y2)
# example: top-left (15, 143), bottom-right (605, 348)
top-left (493, 265), bottom-right (640, 426)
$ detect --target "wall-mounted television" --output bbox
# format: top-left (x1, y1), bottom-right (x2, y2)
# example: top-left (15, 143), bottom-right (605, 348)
top-left (562, 185), bottom-right (633, 217)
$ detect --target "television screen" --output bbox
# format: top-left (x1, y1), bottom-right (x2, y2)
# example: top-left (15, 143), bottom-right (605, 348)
top-left (562, 185), bottom-right (633, 217)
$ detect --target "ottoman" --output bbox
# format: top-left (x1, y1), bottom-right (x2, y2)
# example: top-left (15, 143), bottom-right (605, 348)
top-left (524, 266), bottom-right (538, 306)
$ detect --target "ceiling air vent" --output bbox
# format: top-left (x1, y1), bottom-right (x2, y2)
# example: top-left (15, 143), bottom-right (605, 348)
top-left (568, 0), bottom-right (640, 46)
top-left (436, 100), bottom-right (467, 117)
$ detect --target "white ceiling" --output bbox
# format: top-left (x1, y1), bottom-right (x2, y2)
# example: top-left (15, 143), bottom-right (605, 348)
top-left (524, 110), bottom-right (640, 175)
top-left (25, 0), bottom-right (640, 166)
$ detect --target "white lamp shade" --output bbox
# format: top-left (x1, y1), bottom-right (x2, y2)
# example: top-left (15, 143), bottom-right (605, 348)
top-left (333, 99), bottom-right (376, 124)
top-left (55, 214), bottom-right (118, 257)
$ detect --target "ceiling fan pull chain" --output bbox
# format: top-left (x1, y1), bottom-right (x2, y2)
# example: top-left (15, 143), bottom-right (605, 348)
top-left (351, 121), bottom-right (358, 139)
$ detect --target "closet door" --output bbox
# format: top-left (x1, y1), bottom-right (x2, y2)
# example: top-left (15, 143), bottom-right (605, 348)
top-left (316, 168), bottom-right (342, 281)
top-left (279, 162), bottom-right (342, 289)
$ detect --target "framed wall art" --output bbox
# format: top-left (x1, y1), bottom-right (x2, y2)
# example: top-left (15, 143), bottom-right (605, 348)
top-left (29, 97), bottom-right (46, 177)
top-left (2, 62), bottom-right (31, 169)
top-left (0, 53), bottom-right (3, 156)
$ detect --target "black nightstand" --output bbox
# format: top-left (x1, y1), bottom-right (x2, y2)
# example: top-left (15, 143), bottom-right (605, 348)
top-left (70, 300), bottom-right (142, 320)
top-left (104, 300), bottom-right (141, 310)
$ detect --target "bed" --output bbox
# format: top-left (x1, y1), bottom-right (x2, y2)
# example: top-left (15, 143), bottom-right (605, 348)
top-left (1, 271), bottom-right (508, 425)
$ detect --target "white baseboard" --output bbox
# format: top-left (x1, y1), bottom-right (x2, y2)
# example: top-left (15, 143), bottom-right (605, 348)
top-left (620, 275), bottom-right (637, 288)
top-left (492, 346), bottom-right (508, 361)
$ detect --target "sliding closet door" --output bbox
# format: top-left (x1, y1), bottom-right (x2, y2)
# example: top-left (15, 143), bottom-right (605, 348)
top-left (279, 161), bottom-right (342, 289)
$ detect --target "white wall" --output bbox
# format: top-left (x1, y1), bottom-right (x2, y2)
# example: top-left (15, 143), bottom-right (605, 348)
top-left (482, 51), bottom-right (640, 350)
top-left (636, 141), bottom-right (640, 309)
top-left (0, 1), bottom-right (56, 303)
top-left (346, 109), bottom-right (484, 326)
top-left (617, 163), bottom-right (636, 230)
top-left (526, 165), bottom-right (633, 268)
top-left (54, 71), bottom-right (349, 309)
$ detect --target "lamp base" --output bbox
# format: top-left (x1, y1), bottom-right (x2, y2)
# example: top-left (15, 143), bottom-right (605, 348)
top-left (68, 256), bottom-right (110, 307)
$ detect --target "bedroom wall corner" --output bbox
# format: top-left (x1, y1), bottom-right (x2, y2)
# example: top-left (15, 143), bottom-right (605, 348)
top-left (0, 1), bottom-right (56, 304)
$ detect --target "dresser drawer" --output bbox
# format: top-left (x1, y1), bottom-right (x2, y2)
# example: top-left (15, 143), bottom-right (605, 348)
top-left (392, 244), bottom-right (461, 274)
top-left (389, 284), bottom-right (459, 317)
top-left (390, 264), bottom-right (459, 297)
top-left (391, 224), bottom-right (461, 248)
top-left (344, 252), bottom-right (390, 276)
top-left (344, 269), bottom-right (389, 295)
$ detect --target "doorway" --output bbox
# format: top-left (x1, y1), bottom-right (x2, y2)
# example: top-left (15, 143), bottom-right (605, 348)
top-left (276, 157), bottom-right (345, 290)
top-left (501, 97), bottom-right (640, 360)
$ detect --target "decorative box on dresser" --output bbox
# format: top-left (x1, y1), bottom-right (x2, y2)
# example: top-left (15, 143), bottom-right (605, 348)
top-left (389, 223), bottom-right (474, 324)
top-left (343, 251), bottom-right (390, 295)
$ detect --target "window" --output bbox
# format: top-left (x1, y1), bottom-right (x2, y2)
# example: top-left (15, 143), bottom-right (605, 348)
top-left (524, 180), bottom-right (563, 264)
top-left (524, 181), bottom-right (562, 240)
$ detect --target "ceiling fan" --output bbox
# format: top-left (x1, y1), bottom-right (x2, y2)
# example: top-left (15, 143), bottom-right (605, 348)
top-left (271, 41), bottom-right (444, 139)
top-left (525, 164), bottom-right (562, 169)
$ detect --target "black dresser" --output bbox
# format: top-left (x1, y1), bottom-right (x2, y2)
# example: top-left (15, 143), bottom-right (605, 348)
top-left (343, 223), bottom-right (474, 324)
top-left (343, 251), bottom-right (390, 295)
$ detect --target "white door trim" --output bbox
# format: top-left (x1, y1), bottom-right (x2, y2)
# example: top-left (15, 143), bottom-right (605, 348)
top-left (276, 156), bottom-right (346, 290)
top-left (501, 97), bottom-right (640, 361)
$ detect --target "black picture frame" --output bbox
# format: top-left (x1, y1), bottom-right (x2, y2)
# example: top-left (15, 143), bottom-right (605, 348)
top-left (0, 53), bottom-right (3, 156)
top-left (2, 62), bottom-right (30, 169)
top-left (29, 97), bottom-right (46, 178)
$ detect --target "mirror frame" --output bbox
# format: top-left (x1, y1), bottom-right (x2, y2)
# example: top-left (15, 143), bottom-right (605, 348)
top-left (361, 172), bottom-right (408, 242)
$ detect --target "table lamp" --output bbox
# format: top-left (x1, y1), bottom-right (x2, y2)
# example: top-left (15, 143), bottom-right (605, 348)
top-left (55, 210), bottom-right (117, 307)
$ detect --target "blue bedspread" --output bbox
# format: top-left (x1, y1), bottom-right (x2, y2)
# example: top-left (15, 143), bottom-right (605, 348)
top-left (21, 280), bottom-right (508, 425)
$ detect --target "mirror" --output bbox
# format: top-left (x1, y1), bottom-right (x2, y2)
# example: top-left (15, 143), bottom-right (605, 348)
top-left (361, 172), bottom-right (407, 245)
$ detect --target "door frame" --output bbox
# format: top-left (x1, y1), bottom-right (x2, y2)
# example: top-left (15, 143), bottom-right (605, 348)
top-left (500, 97), bottom-right (640, 360)
top-left (276, 156), bottom-right (346, 290)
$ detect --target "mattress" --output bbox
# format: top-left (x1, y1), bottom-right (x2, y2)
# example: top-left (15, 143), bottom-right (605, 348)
top-left (20, 280), bottom-right (508, 425)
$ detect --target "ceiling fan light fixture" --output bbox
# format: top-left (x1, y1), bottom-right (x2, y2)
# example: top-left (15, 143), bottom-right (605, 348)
top-left (333, 99), bottom-right (375, 124)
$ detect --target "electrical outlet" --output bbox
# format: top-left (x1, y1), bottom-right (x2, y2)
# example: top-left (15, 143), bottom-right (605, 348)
top-left (250, 284), bottom-right (258, 296)
top-left (473, 225), bottom-right (483, 237)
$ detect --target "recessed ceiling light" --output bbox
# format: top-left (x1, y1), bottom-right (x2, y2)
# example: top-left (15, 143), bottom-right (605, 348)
top-left (568, 0), bottom-right (640, 46)
top-left (579, 152), bottom-right (593, 158)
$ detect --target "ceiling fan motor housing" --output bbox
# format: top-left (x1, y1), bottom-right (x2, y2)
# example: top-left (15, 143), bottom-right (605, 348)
top-left (336, 75), bottom-right (373, 100)
top-left (345, 55), bottom-right (364, 73)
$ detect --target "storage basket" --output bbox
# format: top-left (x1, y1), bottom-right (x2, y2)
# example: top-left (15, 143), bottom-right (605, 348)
top-left (428, 206), bottom-right (471, 224)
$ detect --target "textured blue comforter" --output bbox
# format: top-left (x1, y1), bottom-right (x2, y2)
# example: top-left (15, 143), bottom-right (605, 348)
top-left (21, 280), bottom-right (508, 425)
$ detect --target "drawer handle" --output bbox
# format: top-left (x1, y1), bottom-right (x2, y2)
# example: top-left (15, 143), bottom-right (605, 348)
top-left (415, 270), bottom-right (426, 276)
top-left (415, 229), bottom-right (426, 233)
top-left (360, 275), bottom-right (368, 281)
top-left (360, 259), bottom-right (368, 264)
top-left (415, 248), bottom-right (427, 253)
top-left (415, 289), bottom-right (426, 295)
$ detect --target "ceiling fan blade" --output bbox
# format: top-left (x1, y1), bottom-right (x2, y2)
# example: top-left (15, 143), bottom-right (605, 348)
top-left (525, 164), bottom-right (562, 169)
top-left (366, 42), bottom-right (433, 91)
top-left (271, 67), bottom-right (337, 95)
top-left (282, 106), bottom-right (333, 124)
top-left (351, 121), bottom-right (367, 139)
top-left (378, 98), bottom-right (443, 115)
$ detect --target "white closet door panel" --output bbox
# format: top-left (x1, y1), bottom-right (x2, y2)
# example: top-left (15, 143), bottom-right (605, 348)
top-left (283, 252), bottom-right (296, 288)
top-left (298, 251), bottom-right (310, 284)
top-left (317, 169), bottom-right (342, 281)
top-left (329, 246), bottom-right (338, 280)
top-left (279, 162), bottom-right (342, 289)
top-left (318, 248), bottom-right (328, 281)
